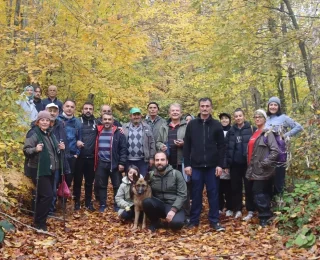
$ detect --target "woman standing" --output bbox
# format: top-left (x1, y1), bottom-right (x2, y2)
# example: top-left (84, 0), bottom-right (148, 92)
top-left (246, 109), bottom-right (279, 227)
top-left (16, 85), bottom-right (38, 123)
top-left (266, 97), bottom-right (303, 197)
top-left (24, 111), bottom-right (64, 231)
top-left (225, 108), bottom-right (256, 220)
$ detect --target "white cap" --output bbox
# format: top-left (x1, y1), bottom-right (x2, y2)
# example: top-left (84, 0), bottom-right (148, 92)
top-left (46, 103), bottom-right (59, 110)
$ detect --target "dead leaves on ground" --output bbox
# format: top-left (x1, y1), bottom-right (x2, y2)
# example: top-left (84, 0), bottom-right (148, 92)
top-left (0, 198), bottom-right (319, 259)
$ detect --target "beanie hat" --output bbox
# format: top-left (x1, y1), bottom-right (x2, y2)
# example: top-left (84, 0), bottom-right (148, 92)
top-left (255, 109), bottom-right (267, 120)
top-left (268, 97), bottom-right (281, 106)
top-left (36, 111), bottom-right (51, 121)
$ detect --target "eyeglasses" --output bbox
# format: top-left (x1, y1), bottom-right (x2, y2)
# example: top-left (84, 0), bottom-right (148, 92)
top-left (253, 116), bottom-right (264, 119)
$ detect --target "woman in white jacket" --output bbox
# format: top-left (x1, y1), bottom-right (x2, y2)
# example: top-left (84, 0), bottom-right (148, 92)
top-left (16, 85), bottom-right (38, 123)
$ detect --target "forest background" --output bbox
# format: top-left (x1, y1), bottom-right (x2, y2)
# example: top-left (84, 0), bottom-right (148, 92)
top-left (0, 0), bottom-right (320, 255)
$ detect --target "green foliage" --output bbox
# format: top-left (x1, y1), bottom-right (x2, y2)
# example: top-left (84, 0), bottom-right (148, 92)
top-left (0, 220), bottom-right (15, 244)
top-left (276, 181), bottom-right (320, 248)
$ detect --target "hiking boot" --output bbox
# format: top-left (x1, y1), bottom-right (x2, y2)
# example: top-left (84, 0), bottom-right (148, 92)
top-left (260, 218), bottom-right (270, 227)
top-left (210, 222), bottom-right (225, 232)
top-left (185, 222), bottom-right (199, 229)
top-left (35, 223), bottom-right (47, 231)
top-left (243, 211), bottom-right (254, 221)
top-left (235, 211), bottom-right (242, 219)
top-left (85, 202), bottom-right (96, 212)
top-left (99, 205), bottom-right (106, 213)
top-left (74, 201), bottom-right (81, 211)
top-left (226, 210), bottom-right (233, 217)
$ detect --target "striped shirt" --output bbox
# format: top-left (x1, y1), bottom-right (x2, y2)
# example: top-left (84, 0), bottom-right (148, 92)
top-left (98, 129), bottom-right (112, 162)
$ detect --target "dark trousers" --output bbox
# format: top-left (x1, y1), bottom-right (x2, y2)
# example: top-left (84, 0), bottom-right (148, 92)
top-left (29, 168), bottom-right (54, 225)
top-left (126, 159), bottom-right (149, 177)
top-left (120, 206), bottom-right (135, 220)
top-left (230, 163), bottom-right (254, 212)
top-left (273, 164), bottom-right (286, 196)
top-left (175, 164), bottom-right (191, 218)
top-left (251, 179), bottom-right (273, 220)
top-left (95, 160), bottom-right (120, 206)
top-left (66, 156), bottom-right (77, 188)
top-left (219, 179), bottom-right (232, 211)
top-left (143, 197), bottom-right (185, 230)
top-left (190, 167), bottom-right (220, 224)
top-left (73, 158), bottom-right (95, 203)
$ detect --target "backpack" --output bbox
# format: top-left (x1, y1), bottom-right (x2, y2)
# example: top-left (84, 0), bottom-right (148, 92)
top-left (263, 131), bottom-right (287, 162)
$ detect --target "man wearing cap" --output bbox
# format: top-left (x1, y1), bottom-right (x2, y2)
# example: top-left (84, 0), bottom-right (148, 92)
top-left (45, 103), bottom-right (70, 214)
top-left (42, 85), bottom-right (63, 113)
top-left (145, 102), bottom-right (166, 141)
top-left (122, 108), bottom-right (156, 176)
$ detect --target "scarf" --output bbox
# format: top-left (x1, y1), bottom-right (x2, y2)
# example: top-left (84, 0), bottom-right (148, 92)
top-left (222, 125), bottom-right (231, 131)
top-left (62, 112), bottom-right (73, 119)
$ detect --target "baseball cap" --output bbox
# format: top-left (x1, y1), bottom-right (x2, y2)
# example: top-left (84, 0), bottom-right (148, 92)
top-left (46, 103), bottom-right (59, 110)
top-left (130, 108), bottom-right (141, 114)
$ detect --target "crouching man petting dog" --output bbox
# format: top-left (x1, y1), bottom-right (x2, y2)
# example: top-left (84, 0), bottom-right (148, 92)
top-left (143, 151), bottom-right (187, 232)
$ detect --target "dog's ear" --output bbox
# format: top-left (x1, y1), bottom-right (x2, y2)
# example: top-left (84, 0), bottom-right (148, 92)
top-left (144, 172), bottom-right (150, 182)
top-left (132, 173), bottom-right (139, 184)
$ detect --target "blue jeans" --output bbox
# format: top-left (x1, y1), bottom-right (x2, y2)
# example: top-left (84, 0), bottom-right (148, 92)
top-left (50, 170), bottom-right (60, 213)
top-left (190, 167), bottom-right (220, 224)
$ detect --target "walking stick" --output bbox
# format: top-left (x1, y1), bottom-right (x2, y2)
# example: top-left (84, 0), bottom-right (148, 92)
top-left (33, 141), bottom-right (42, 227)
top-left (60, 147), bottom-right (67, 231)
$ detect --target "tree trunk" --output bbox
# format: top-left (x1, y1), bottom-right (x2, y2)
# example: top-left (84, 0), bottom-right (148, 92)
top-left (6, 0), bottom-right (14, 26)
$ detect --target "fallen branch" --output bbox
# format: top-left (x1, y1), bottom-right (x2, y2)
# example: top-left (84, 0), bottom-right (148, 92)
top-left (0, 210), bottom-right (57, 237)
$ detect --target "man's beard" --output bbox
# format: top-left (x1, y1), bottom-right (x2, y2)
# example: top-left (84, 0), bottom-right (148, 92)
top-left (155, 164), bottom-right (167, 172)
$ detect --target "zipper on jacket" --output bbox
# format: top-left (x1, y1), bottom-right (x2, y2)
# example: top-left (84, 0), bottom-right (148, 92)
top-left (203, 121), bottom-right (206, 167)
top-left (110, 129), bottom-right (115, 172)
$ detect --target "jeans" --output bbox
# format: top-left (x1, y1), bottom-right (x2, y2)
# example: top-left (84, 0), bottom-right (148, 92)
top-left (230, 163), bottom-right (255, 212)
top-left (95, 160), bottom-right (120, 206)
top-left (126, 159), bottom-right (149, 177)
top-left (143, 197), bottom-right (185, 230)
top-left (190, 167), bottom-right (220, 224)
top-left (29, 168), bottom-right (54, 226)
top-left (73, 158), bottom-right (95, 203)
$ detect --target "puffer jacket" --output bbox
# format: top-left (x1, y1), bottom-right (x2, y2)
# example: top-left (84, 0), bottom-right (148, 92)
top-left (225, 121), bottom-right (256, 167)
top-left (115, 175), bottom-right (144, 216)
top-left (149, 165), bottom-right (187, 211)
top-left (79, 115), bottom-right (97, 158)
top-left (156, 119), bottom-right (187, 165)
top-left (122, 121), bottom-right (156, 162)
top-left (246, 130), bottom-right (279, 180)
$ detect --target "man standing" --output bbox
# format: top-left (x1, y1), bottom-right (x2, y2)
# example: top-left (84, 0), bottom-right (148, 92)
top-left (58, 100), bottom-right (82, 187)
top-left (33, 86), bottom-right (44, 112)
top-left (122, 108), bottom-right (156, 177)
top-left (45, 103), bottom-right (70, 213)
top-left (94, 113), bottom-right (127, 212)
top-left (97, 105), bottom-right (122, 127)
top-left (183, 97), bottom-right (226, 231)
top-left (145, 102), bottom-right (166, 141)
top-left (143, 152), bottom-right (187, 232)
top-left (73, 102), bottom-right (97, 211)
top-left (42, 85), bottom-right (63, 113)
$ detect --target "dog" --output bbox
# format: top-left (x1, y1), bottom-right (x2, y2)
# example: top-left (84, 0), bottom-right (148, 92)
top-left (131, 173), bottom-right (152, 229)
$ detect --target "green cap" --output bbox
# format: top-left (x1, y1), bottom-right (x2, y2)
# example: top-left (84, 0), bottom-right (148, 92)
top-left (130, 108), bottom-right (141, 114)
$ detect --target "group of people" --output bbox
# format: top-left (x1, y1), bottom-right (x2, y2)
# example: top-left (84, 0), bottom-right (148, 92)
top-left (20, 84), bottom-right (303, 232)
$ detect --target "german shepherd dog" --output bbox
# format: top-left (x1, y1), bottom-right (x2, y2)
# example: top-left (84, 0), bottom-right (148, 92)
top-left (131, 173), bottom-right (152, 229)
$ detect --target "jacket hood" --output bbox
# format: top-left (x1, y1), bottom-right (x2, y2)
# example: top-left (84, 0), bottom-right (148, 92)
top-left (154, 164), bottom-right (174, 176)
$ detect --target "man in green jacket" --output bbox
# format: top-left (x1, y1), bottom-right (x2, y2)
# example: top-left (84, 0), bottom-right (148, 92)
top-left (142, 151), bottom-right (187, 232)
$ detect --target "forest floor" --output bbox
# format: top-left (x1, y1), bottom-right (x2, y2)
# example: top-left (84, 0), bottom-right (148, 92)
top-left (0, 187), bottom-right (319, 260)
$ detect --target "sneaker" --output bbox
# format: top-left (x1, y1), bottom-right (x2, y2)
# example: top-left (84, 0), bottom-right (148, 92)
top-left (210, 222), bottom-right (225, 232)
top-left (243, 211), bottom-right (254, 221)
top-left (235, 211), bottom-right (242, 219)
top-left (185, 222), bottom-right (199, 229)
top-left (35, 223), bottom-right (47, 231)
top-left (85, 202), bottom-right (96, 212)
top-left (74, 201), bottom-right (81, 211)
top-left (99, 205), bottom-right (106, 213)
top-left (226, 210), bottom-right (233, 217)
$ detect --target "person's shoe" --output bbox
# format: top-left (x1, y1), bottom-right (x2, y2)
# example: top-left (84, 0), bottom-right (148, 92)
top-left (35, 223), bottom-right (47, 231)
top-left (85, 202), bottom-right (96, 212)
top-left (185, 222), bottom-right (199, 229)
top-left (74, 201), bottom-right (81, 211)
top-left (235, 211), bottom-right (242, 219)
top-left (99, 205), bottom-right (106, 213)
top-left (225, 210), bottom-right (233, 217)
top-left (210, 222), bottom-right (225, 232)
top-left (184, 218), bottom-right (190, 225)
top-left (243, 211), bottom-right (254, 221)
top-left (148, 224), bottom-right (157, 232)
top-left (260, 218), bottom-right (270, 227)
top-left (219, 210), bottom-right (223, 214)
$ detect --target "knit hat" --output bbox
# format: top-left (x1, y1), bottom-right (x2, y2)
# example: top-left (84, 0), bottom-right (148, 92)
top-left (254, 109), bottom-right (267, 120)
top-left (268, 97), bottom-right (281, 106)
top-left (36, 111), bottom-right (51, 121)
top-left (219, 112), bottom-right (231, 121)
